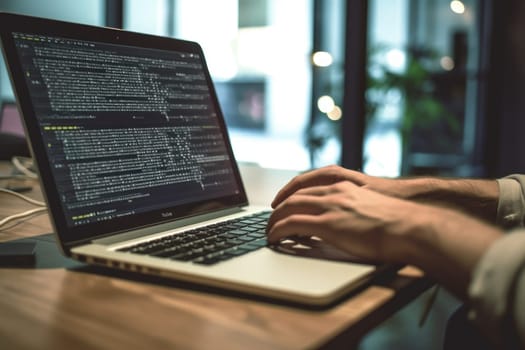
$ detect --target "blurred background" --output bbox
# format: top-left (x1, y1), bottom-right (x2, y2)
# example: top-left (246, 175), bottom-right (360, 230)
top-left (1, 0), bottom-right (524, 348)
top-left (2, 0), bottom-right (525, 178)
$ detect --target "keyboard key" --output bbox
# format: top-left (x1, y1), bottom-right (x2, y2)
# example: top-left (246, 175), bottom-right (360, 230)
top-left (117, 211), bottom-right (271, 265)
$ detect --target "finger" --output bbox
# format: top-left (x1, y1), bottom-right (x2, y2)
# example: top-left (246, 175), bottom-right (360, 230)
top-left (271, 166), bottom-right (348, 208)
top-left (267, 192), bottom-right (329, 234)
top-left (268, 181), bottom-right (363, 236)
top-left (268, 212), bottom-right (379, 261)
top-left (267, 212), bottom-right (352, 251)
top-left (271, 173), bottom-right (317, 208)
top-left (267, 214), bottom-right (328, 244)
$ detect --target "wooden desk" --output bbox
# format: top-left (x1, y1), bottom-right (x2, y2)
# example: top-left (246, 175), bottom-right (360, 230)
top-left (0, 162), bottom-right (432, 349)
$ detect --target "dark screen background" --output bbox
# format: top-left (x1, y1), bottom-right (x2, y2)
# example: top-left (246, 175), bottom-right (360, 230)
top-left (13, 32), bottom-right (241, 227)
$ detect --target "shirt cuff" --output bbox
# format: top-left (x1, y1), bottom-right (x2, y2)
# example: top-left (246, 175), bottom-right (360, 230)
top-left (468, 230), bottom-right (525, 348)
top-left (496, 175), bottom-right (525, 228)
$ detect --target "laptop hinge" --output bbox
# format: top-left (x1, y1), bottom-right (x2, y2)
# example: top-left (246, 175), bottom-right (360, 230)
top-left (89, 207), bottom-right (245, 246)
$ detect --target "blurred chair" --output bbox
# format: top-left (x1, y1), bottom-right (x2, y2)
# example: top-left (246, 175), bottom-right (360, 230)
top-left (0, 102), bottom-right (30, 160)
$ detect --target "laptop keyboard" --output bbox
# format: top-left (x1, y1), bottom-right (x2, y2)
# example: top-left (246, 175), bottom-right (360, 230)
top-left (117, 211), bottom-right (271, 265)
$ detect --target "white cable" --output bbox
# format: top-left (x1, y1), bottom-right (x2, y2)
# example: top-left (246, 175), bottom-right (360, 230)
top-left (0, 188), bottom-right (46, 206)
top-left (0, 187), bottom-right (47, 228)
top-left (11, 156), bottom-right (38, 179)
top-left (0, 207), bottom-right (47, 228)
top-left (0, 174), bottom-right (33, 180)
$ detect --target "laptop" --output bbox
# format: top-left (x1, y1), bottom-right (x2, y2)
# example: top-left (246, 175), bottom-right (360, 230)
top-left (0, 12), bottom-right (379, 306)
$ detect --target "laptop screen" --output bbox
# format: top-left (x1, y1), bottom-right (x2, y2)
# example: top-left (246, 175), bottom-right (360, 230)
top-left (0, 14), bottom-right (248, 245)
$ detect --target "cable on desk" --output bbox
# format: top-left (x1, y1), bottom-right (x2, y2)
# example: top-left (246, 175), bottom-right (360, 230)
top-left (0, 207), bottom-right (48, 228)
top-left (11, 156), bottom-right (37, 179)
top-left (0, 188), bottom-right (46, 206)
top-left (0, 157), bottom-right (37, 180)
top-left (0, 174), bottom-right (33, 180)
top-left (0, 187), bottom-right (47, 229)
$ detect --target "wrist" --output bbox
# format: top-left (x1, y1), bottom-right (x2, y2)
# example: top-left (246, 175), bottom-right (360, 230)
top-left (378, 200), bottom-right (438, 264)
top-left (388, 203), bottom-right (502, 297)
top-left (384, 202), bottom-right (438, 265)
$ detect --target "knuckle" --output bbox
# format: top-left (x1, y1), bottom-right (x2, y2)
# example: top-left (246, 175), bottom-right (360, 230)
top-left (333, 181), bottom-right (351, 191)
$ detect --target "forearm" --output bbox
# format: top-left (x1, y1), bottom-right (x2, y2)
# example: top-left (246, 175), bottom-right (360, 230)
top-left (388, 204), bottom-right (503, 299)
top-left (272, 167), bottom-right (500, 223)
top-left (400, 177), bottom-right (499, 223)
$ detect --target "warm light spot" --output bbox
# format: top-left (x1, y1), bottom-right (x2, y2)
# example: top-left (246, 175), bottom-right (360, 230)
top-left (317, 95), bottom-right (335, 113)
top-left (450, 0), bottom-right (465, 14)
top-left (327, 106), bottom-right (342, 121)
top-left (312, 51), bottom-right (333, 67)
top-left (440, 56), bottom-right (455, 71)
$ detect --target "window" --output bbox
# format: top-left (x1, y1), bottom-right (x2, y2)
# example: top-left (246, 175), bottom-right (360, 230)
top-left (364, 0), bottom-right (489, 176)
top-left (124, 0), bottom-right (313, 170)
top-left (0, 0), bottom-right (105, 100)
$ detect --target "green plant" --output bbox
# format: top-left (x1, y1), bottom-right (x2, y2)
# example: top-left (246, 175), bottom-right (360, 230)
top-left (306, 45), bottom-right (462, 169)
top-left (366, 45), bottom-right (461, 152)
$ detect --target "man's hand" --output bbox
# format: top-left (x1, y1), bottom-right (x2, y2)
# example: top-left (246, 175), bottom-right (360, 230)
top-left (267, 174), bottom-right (502, 298)
top-left (268, 180), bottom-right (420, 263)
top-left (272, 165), bottom-right (499, 222)
top-left (271, 165), bottom-right (415, 208)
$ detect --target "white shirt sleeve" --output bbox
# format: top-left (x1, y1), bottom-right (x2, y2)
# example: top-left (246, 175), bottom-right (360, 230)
top-left (496, 175), bottom-right (525, 228)
top-left (468, 231), bottom-right (525, 348)
top-left (467, 175), bottom-right (525, 348)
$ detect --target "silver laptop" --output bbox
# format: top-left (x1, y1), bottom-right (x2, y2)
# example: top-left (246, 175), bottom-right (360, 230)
top-left (0, 12), bottom-right (378, 306)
